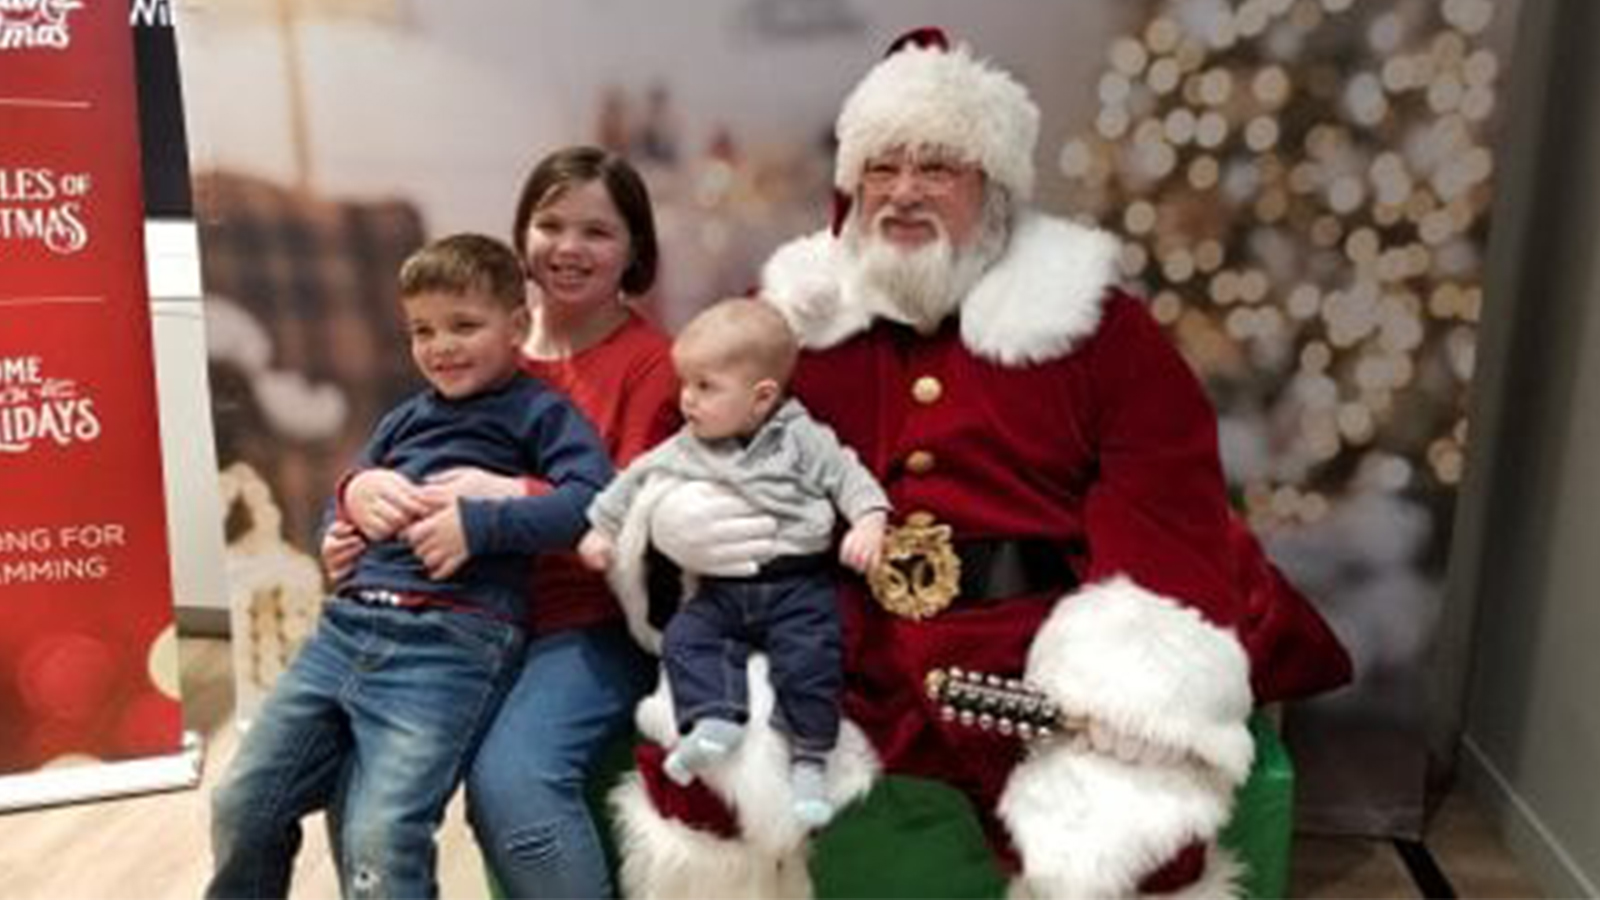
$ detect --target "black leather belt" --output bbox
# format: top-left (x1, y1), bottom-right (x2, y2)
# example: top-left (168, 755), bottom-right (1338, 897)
top-left (649, 539), bottom-right (1075, 626)
top-left (955, 539), bottom-right (1078, 601)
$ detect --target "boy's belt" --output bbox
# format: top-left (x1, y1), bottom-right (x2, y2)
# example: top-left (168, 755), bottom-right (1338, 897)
top-left (337, 587), bottom-right (520, 624)
top-left (338, 587), bottom-right (467, 611)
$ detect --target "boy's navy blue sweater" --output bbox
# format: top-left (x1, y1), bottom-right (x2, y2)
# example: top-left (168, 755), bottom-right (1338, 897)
top-left (338, 373), bottom-right (612, 621)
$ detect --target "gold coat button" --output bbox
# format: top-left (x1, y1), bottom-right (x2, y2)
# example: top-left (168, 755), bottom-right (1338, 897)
top-left (912, 376), bottom-right (943, 404)
top-left (905, 450), bottom-right (936, 475)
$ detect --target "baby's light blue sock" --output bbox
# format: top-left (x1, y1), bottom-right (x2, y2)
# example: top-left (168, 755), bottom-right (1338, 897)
top-left (663, 718), bottom-right (745, 786)
top-left (791, 759), bottom-right (835, 828)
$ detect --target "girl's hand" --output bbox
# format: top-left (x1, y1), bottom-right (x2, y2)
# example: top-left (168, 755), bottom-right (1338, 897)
top-left (577, 529), bottom-right (616, 572)
top-left (320, 520), bottom-right (366, 582)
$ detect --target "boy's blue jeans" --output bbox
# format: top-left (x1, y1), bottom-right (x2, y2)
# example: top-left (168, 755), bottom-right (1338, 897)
top-left (466, 623), bottom-right (656, 899)
top-left (207, 599), bottom-right (522, 900)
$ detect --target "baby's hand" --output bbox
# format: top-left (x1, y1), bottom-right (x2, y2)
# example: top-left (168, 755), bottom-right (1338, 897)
top-left (577, 529), bottom-right (615, 572)
top-left (840, 510), bottom-right (888, 574)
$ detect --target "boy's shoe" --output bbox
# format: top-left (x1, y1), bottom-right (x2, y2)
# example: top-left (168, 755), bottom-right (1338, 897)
top-left (792, 797), bottom-right (836, 829)
top-left (661, 749), bottom-right (699, 786)
top-left (663, 718), bottom-right (745, 786)
top-left (791, 759), bottom-right (835, 828)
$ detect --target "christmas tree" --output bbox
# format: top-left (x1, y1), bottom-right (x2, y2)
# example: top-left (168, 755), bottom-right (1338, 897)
top-left (1058, 0), bottom-right (1507, 833)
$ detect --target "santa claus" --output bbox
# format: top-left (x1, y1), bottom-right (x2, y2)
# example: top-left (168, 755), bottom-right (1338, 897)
top-left (607, 28), bottom-right (1351, 899)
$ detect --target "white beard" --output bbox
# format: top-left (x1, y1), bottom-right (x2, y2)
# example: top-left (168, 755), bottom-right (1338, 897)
top-left (840, 204), bottom-right (1003, 333)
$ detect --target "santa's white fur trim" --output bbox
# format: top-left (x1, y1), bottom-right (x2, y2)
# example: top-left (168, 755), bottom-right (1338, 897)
top-left (611, 775), bottom-right (813, 900)
top-left (614, 655), bottom-right (880, 897)
top-left (607, 474), bottom-right (686, 655)
top-left (760, 231), bottom-right (869, 352)
top-left (836, 43), bottom-right (1040, 202)
top-left (632, 655), bottom-right (879, 853)
top-left (760, 214), bottom-right (1121, 365)
top-left (1000, 742), bottom-right (1241, 898)
top-left (1024, 576), bottom-right (1254, 785)
top-left (962, 215), bottom-right (1120, 365)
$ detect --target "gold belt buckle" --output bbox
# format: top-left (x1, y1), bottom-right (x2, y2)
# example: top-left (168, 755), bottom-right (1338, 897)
top-left (867, 512), bottom-right (961, 620)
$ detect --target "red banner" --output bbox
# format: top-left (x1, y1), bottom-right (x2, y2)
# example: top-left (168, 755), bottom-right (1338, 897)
top-left (0, 0), bottom-right (182, 777)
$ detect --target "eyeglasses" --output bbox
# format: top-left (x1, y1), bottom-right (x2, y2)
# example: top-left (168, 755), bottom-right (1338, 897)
top-left (860, 155), bottom-right (977, 195)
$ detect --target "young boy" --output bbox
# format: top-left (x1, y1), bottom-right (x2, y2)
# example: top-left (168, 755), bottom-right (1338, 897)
top-left (578, 297), bottom-right (888, 828)
top-left (206, 233), bottom-right (613, 899)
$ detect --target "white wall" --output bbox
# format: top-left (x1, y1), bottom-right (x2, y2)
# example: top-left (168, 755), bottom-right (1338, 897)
top-left (177, 0), bottom-right (1125, 235)
top-left (1447, 0), bottom-right (1600, 893)
top-left (147, 221), bottom-right (230, 628)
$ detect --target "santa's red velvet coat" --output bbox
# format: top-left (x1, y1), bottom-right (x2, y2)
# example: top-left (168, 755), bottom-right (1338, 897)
top-left (790, 287), bottom-right (1239, 816)
top-left (609, 213), bottom-right (1350, 899)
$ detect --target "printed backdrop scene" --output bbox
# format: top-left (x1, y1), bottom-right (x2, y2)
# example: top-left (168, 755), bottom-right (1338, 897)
top-left (0, 0), bottom-right (185, 793)
top-left (178, 0), bottom-right (1521, 836)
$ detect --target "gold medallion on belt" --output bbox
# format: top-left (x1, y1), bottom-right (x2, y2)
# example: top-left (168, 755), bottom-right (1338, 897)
top-left (866, 511), bottom-right (961, 620)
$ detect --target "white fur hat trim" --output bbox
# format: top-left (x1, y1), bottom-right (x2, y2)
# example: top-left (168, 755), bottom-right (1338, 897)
top-left (835, 42), bottom-right (1040, 202)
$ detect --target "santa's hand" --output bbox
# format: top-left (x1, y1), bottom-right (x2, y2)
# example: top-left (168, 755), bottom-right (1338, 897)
top-left (650, 481), bottom-right (777, 577)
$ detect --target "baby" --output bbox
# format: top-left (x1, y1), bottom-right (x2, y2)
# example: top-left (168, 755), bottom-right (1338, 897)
top-left (579, 297), bottom-right (888, 827)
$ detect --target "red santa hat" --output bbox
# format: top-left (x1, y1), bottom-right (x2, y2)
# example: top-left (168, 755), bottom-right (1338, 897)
top-left (834, 28), bottom-right (1041, 205)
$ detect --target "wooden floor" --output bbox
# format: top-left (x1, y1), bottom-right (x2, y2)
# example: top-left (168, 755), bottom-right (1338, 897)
top-left (0, 637), bottom-right (1546, 899)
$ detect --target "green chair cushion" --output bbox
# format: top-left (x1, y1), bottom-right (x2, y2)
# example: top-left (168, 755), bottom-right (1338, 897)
top-left (1223, 713), bottom-right (1296, 900)
top-left (811, 775), bottom-right (1008, 899)
top-left (809, 713), bottom-right (1292, 898)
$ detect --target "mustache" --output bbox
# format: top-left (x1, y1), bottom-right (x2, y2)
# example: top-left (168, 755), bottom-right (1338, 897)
top-left (869, 204), bottom-right (948, 240)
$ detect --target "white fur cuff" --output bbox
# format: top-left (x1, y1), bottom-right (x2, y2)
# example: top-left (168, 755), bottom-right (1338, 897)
top-left (611, 774), bottom-right (814, 900)
top-left (1023, 576), bottom-right (1254, 785)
